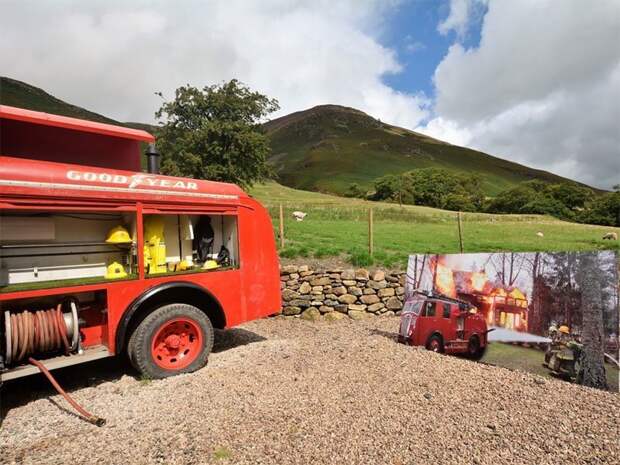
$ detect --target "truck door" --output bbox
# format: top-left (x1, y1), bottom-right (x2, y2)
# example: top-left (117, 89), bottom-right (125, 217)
top-left (441, 303), bottom-right (457, 341)
top-left (420, 300), bottom-right (438, 343)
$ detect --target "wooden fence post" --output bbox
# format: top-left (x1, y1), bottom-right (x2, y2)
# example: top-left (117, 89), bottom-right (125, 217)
top-left (279, 203), bottom-right (285, 249)
top-left (368, 208), bottom-right (374, 256)
top-left (457, 211), bottom-right (464, 253)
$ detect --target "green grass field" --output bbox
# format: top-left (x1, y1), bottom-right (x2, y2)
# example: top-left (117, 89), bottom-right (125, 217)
top-left (482, 342), bottom-right (619, 391)
top-left (250, 182), bottom-right (619, 266)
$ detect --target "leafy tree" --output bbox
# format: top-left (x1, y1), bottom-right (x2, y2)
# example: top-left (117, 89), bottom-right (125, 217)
top-left (443, 192), bottom-right (475, 212)
top-left (459, 173), bottom-right (485, 210)
top-left (486, 184), bottom-right (539, 214)
top-left (155, 79), bottom-right (279, 189)
top-left (521, 196), bottom-right (572, 218)
top-left (407, 168), bottom-right (462, 209)
top-left (487, 181), bottom-right (596, 222)
top-left (372, 174), bottom-right (399, 202)
top-left (546, 183), bottom-right (593, 208)
top-left (581, 191), bottom-right (620, 226)
top-left (344, 183), bottom-right (366, 198)
top-left (371, 168), bottom-right (484, 211)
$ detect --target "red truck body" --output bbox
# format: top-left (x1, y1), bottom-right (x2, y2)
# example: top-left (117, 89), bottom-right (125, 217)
top-left (0, 105), bottom-right (281, 381)
top-left (398, 292), bottom-right (488, 359)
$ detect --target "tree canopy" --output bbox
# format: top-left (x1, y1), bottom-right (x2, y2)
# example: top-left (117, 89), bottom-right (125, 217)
top-left (370, 168), bottom-right (483, 211)
top-left (155, 80), bottom-right (279, 189)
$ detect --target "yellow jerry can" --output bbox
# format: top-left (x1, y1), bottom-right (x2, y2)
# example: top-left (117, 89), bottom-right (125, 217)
top-left (143, 216), bottom-right (167, 274)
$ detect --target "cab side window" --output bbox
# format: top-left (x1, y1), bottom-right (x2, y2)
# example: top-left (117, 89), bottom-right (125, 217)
top-left (442, 303), bottom-right (451, 318)
top-left (424, 301), bottom-right (436, 317)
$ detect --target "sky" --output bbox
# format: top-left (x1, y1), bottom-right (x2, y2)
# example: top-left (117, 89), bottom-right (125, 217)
top-left (1, 0), bottom-right (618, 189)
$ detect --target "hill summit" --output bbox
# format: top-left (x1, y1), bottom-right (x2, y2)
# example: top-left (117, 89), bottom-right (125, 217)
top-left (1, 77), bottom-right (589, 196)
top-left (264, 104), bottom-right (580, 196)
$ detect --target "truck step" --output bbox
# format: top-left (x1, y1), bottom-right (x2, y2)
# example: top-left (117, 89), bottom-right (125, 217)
top-left (1, 346), bottom-right (111, 382)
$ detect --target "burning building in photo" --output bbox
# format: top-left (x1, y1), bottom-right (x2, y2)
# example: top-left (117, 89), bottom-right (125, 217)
top-left (408, 254), bottom-right (531, 332)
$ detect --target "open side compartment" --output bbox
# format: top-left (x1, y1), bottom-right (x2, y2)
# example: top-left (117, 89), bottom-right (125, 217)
top-left (0, 289), bottom-right (111, 380)
top-left (142, 213), bottom-right (239, 276)
top-left (1, 210), bottom-right (137, 291)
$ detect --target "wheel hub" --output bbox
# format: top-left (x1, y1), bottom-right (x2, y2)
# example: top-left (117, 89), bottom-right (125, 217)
top-left (151, 318), bottom-right (203, 370)
top-left (164, 334), bottom-right (181, 349)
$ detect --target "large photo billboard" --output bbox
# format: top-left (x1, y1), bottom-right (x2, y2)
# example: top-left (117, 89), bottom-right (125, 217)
top-left (405, 251), bottom-right (619, 390)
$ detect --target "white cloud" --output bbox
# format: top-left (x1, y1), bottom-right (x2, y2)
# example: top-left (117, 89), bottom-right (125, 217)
top-left (437, 0), bottom-right (487, 39)
top-left (421, 0), bottom-right (620, 189)
top-left (0, 0), bottom-right (428, 128)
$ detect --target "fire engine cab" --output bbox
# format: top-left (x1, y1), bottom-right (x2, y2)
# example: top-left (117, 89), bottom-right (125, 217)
top-left (398, 291), bottom-right (488, 360)
top-left (0, 105), bottom-right (281, 383)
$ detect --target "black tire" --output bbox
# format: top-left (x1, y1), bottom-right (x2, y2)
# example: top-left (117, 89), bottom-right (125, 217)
top-left (426, 334), bottom-right (444, 353)
top-left (128, 303), bottom-right (214, 379)
top-left (467, 335), bottom-right (486, 361)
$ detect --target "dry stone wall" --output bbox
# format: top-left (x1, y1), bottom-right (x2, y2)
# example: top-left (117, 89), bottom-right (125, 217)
top-left (279, 265), bottom-right (406, 321)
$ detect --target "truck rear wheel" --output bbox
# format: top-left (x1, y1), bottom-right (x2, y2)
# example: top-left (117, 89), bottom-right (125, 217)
top-left (128, 303), bottom-right (214, 379)
top-left (467, 335), bottom-right (486, 361)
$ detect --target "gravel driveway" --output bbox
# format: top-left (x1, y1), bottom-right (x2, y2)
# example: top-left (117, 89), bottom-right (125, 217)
top-left (1, 317), bottom-right (618, 465)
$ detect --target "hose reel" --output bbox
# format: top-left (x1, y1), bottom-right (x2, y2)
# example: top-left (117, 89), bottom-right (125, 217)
top-left (3, 300), bottom-right (80, 366)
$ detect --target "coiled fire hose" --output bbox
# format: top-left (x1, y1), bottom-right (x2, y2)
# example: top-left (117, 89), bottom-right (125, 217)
top-left (8, 305), bottom-right (70, 362)
top-left (5, 305), bottom-right (106, 426)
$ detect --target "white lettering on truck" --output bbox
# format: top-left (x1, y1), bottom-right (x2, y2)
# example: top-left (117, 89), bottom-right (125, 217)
top-left (66, 170), bottom-right (198, 190)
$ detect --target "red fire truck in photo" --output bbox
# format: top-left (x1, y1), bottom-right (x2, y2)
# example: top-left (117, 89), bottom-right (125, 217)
top-left (0, 106), bottom-right (281, 388)
top-left (398, 291), bottom-right (489, 360)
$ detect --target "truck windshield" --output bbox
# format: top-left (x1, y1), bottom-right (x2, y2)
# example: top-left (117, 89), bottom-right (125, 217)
top-left (404, 300), bottom-right (423, 315)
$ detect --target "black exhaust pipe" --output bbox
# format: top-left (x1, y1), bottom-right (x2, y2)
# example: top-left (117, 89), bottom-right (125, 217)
top-left (146, 143), bottom-right (160, 174)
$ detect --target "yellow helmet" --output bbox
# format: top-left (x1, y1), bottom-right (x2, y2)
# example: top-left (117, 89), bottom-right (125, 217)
top-left (105, 261), bottom-right (128, 279)
top-left (559, 325), bottom-right (570, 334)
top-left (203, 260), bottom-right (220, 270)
top-left (105, 225), bottom-right (132, 244)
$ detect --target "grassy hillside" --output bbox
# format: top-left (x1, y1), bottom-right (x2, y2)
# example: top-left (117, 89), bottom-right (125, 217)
top-left (0, 76), bottom-right (118, 123)
top-left (250, 181), bottom-right (619, 266)
top-left (265, 105), bottom-right (591, 197)
top-left (1, 77), bottom-right (599, 200)
top-left (0, 76), bottom-right (156, 132)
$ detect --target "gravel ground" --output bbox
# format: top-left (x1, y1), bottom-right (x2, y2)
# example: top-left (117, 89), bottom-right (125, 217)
top-left (1, 317), bottom-right (619, 465)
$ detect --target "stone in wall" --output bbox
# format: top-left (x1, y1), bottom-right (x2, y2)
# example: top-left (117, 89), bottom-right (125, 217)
top-left (279, 265), bottom-right (406, 321)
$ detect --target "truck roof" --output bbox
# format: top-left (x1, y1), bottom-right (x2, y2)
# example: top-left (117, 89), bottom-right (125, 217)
top-left (0, 155), bottom-right (248, 206)
top-left (0, 105), bottom-right (153, 171)
top-left (0, 105), bottom-right (154, 142)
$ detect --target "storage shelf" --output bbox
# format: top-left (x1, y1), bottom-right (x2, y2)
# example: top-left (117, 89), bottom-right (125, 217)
top-left (0, 274), bottom-right (139, 294)
top-left (1, 241), bottom-right (132, 249)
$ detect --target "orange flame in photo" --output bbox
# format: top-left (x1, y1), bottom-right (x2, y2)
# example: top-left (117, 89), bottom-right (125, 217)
top-left (433, 259), bottom-right (456, 297)
top-left (471, 271), bottom-right (488, 292)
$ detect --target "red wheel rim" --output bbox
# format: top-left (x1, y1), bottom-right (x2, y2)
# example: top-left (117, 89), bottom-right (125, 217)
top-left (429, 339), bottom-right (440, 352)
top-left (151, 318), bottom-right (203, 370)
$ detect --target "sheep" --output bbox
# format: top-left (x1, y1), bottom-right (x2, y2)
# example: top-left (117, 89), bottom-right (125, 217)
top-left (603, 232), bottom-right (618, 240)
top-left (536, 231), bottom-right (544, 238)
top-left (292, 211), bottom-right (307, 222)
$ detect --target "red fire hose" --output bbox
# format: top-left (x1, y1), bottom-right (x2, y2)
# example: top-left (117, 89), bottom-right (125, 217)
top-left (28, 357), bottom-right (106, 427)
top-left (8, 305), bottom-right (70, 362)
top-left (5, 306), bottom-right (106, 426)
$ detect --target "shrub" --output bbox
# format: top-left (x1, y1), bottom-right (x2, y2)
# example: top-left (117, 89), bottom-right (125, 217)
top-left (348, 249), bottom-right (374, 266)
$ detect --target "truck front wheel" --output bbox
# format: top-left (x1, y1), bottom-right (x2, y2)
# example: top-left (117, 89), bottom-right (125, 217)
top-left (128, 303), bottom-right (214, 379)
top-left (426, 334), bottom-right (444, 353)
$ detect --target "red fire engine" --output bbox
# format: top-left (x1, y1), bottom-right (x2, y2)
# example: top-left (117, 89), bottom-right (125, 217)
top-left (0, 105), bottom-right (281, 385)
top-left (398, 291), bottom-right (489, 360)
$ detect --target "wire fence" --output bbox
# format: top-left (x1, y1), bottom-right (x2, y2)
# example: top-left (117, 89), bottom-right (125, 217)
top-left (261, 201), bottom-right (617, 266)
top-left (266, 202), bottom-right (470, 266)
